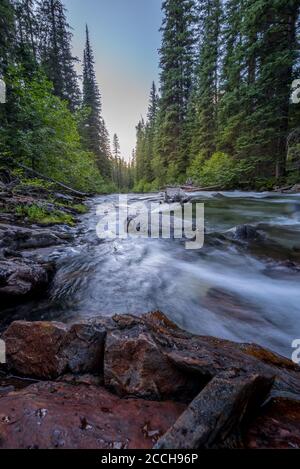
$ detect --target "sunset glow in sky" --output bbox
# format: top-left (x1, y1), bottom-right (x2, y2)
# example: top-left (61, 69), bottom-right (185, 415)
top-left (64, 0), bottom-right (162, 160)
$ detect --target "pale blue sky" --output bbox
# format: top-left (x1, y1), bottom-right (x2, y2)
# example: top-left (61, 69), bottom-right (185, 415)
top-left (64, 0), bottom-right (162, 160)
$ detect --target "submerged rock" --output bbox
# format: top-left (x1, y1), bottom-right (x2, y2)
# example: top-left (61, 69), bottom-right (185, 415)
top-left (164, 188), bottom-right (190, 204)
top-left (0, 381), bottom-right (185, 449)
top-left (233, 224), bottom-right (264, 241)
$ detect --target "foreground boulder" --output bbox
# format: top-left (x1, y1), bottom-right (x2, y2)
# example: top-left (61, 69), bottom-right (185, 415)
top-left (104, 315), bottom-right (202, 401)
top-left (245, 395), bottom-right (300, 449)
top-left (154, 370), bottom-right (273, 449)
top-left (1, 312), bottom-right (300, 449)
top-left (3, 320), bottom-right (110, 379)
top-left (0, 258), bottom-right (50, 302)
top-left (104, 312), bottom-right (300, 399)
top-left (4, 312), bottom-right (300, 398)
top-left (0, 381), bottom-right (185, 449)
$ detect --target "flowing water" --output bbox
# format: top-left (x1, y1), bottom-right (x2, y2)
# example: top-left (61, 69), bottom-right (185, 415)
top-left (2, 191), bottom-right (300, 358)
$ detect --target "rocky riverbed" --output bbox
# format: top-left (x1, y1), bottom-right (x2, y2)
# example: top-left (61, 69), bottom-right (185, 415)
top-left (0, 312), bottom-right (300, 449)
top-left (1, 178), bottom-right (300, 449)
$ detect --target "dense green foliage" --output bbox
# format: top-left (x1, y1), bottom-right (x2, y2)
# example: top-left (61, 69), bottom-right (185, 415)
top-left (0, 0), bottom-right (117, 194)
top-left (134, 0), bottom-right (300, 191)
top-left (2, 67), bottom-right (110, 192)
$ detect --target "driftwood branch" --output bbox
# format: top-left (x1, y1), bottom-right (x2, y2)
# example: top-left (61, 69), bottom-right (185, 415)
top-left (0, 156), bottom-right (92, 197)
top-left (181, 185), bottom-right (224, 192)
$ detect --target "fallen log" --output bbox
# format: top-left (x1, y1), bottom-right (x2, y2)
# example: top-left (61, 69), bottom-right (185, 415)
top-left (154, 369), bottom-right (273, 449)
top-left (0, 156), bottom-right (92, 197)
top-left (181, 185), bottom-right (224, 192)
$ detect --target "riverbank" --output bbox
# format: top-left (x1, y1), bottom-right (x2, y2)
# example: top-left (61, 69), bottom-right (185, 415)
top-left (0, 311), bottom-right (300, 449)
top-left (0, 171), bottom-right (88, 310)
top-left (0, 184), bottom-right (300, 448)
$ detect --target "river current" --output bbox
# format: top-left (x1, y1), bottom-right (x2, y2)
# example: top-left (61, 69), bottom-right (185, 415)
top-left (2, 191), bottom-right (300, 358)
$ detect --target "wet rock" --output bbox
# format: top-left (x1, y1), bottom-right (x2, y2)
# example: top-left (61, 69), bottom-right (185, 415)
top-left (154, 370), bottom-right (273, 449)
top-left (0, 381), bottom-right (185, 449)
top-left (245, 396), bottom-right (300, 449)
top-left (280, 184), bottom-right (300, 194)
top-left (291, 184), bottom-right (300, 193)
top-left (62, 322), bottom-right (107, 374)
top-left (164, 188), bottom-right (190, 204)
top-left (0, 258), bottom-right (49, 301)
top-left (3, 319), bottom-right (110, 379)
top-left (0, 385), bottom-right (15, 396)
top-left (3, 321), bottom-right (69, 379)
top-left (233, 224), bottom-right (264, 241)
top-left (104, 314), bottom-right (202, 401)
top-left (164, 334), bottom-right (300, 396)
top-left (0, 224), bottom-right (66, 251)
top-left (133, 312), bottom-right (300, 397)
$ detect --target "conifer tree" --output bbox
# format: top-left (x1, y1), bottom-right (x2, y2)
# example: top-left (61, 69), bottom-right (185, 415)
top-left (37, 0), bottom-right (80, 110)
top-left (134, 120), bottom-right (146, 183)
top-left (0, 0), bottom-right (15, 76)
top-left (14, 0), bottom-right (37, 59)
top-left (144, 82), bottom-right (159, 182)
top-left (217, 0), bottom-right (243, 157)
top-left (156, 0), bottom-right (197, 179)
top-left (81, 25), bottom-right (111, 177)
top-left (240, 0), bottom-right (300, 178)
top-left (218, 0), bottom-right (299, 179)
top-left (112, 133), bottom-right (122, 189)
top-left (190, 0), bottom-right (222, 161)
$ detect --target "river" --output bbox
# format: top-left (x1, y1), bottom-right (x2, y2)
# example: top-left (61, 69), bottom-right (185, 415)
top-left (2, 191), bottom-right (300, 358)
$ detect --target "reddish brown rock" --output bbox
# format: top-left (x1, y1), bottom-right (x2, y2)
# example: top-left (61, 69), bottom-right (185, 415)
top-left (3, 321), bottom-right (68, 379)
top-left (0, 381), bottom-right (185, 449)
top-left (104, 312), bottom-right (300, 400)
top-left (154, 370), bottom-right (273, 449)
top-left (3, 319), bottom-right (109, 379)
top-left (104, 315), bottom-right (203, 401)
top-left (61, 322), bottom-right (107, 375)
top-left (245, 396), bottom-right (300, 449)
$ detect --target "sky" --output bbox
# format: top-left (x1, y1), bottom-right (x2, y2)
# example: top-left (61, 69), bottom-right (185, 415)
top-left (64, 0), bottom-right (162, 161)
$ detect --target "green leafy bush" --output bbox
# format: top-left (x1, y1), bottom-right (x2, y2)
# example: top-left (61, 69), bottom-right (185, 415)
top-left (3, 67), bottom-right (109, 194)
top-left (188, 152), bottom-right (253, 189)
top-left (15, 204), bottom-right (75, 225)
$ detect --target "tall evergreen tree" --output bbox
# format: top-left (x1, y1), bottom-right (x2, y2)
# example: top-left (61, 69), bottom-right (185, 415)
top-left (81, 25), bottom-right (111, 177)
top-left (156, 0), bottom-right (197, 179)
top-left (14, 0), bottom-right (37, 59)
top-left (190, 0), bottom-right (222, 161)
top-left (217, 0), bottom-right (244, 157)
top-left (218, 0), bottom-right (300, 179)
top-left (13, 0), bottom-right (39, 76)
top-left (144, 82), bottom-right (159, 182)
top-left (37, 0), bottom-right (80, 110)
top-left (112, 133), bottom-right (121, 188)
top-left (134, 120), bottom-right (146, 183)
top-left (0, 0), bottom-right (15, 77)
